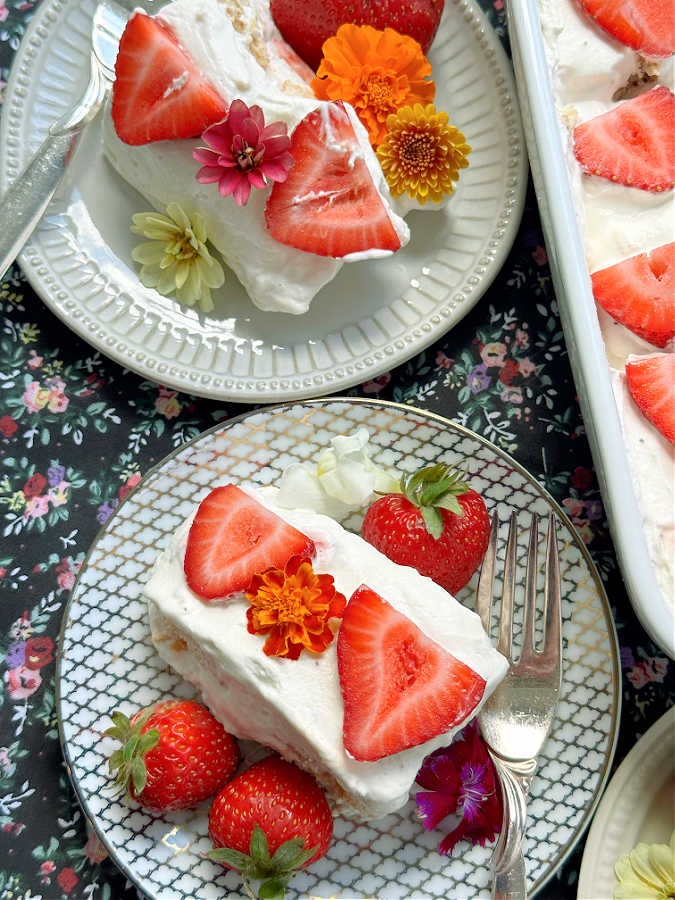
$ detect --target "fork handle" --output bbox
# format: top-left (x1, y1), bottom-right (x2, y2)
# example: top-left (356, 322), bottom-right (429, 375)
top-left (489, 754), bottom-right (536, 900)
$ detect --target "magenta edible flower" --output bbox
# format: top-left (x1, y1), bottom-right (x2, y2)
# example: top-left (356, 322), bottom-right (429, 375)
top-left (192, 99), bottom-right (294, 207)
top-left (415, 721), bottom-right (503, 856)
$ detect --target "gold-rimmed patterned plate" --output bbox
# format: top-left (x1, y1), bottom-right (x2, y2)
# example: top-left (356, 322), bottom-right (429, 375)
top-left (56, 398), bottom-right (620, 899)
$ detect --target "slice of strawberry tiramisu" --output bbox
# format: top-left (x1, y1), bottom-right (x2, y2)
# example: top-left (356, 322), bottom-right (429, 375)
top-left (144, 483), bottom-right (507, 821)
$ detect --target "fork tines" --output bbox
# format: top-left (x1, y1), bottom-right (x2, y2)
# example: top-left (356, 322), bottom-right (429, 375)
top-left (476, 511), bottom-right (561, 665)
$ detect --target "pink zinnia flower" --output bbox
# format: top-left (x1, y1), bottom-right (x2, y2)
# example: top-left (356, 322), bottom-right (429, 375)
top-left (193, 99), bottom-right (294, 207)
top-left (415, 721), bottom-right (502, 856)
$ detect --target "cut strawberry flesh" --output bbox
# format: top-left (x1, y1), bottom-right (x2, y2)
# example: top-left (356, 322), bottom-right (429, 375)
top-left (592, 242), bottom-right (675, 348)
top-left (265, 101), bottom-right (402, 258)
top-left (112, 12), bottom-right (228, 146)
top-left (184, 485), bottom-right (315, 601)
top-left (625, 354), bottom-right (675, 444)
top-left (337, 584), bottom-right (486, 761)
top-left (573, 86), bottom-right (675, 192)
top-left (577, 0), bottom-right (675, 58)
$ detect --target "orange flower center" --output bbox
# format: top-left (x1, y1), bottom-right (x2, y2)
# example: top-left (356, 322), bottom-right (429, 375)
top-left (362, 72), bottom-right (397, 114)
top-left (246, 556), bottom-right (346, 660)
top-left (398, 130), bottom-right (438, 172)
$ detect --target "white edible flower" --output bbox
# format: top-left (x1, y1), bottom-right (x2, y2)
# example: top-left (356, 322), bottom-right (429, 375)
top-left (131, 202), bottom-right (225, 313)
top-left (277, 427), bottom-right (400, 518)
top-left (614, 830), bottom-right (675, 899)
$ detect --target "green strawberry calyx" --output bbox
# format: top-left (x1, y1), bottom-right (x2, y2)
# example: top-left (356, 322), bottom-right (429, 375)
top-left (208, 824), bottom-right (316, 900)
top-left (400, 463), bottom-right (470, 540)
top-left (105, 708), bottom-right (160, 800)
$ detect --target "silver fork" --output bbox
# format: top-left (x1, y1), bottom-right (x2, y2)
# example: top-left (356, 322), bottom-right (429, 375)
top-left (0, 0), bottom-right (133, 280)
top-left (477, 512), bottom-right (562, 900)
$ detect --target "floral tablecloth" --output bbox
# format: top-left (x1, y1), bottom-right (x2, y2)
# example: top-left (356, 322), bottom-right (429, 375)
top-left (0, 2), bottom-right (673, 898)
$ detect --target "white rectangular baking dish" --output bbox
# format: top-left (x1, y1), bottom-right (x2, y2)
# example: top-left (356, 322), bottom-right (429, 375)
top-left (506, 0), bottom-right (674, 658)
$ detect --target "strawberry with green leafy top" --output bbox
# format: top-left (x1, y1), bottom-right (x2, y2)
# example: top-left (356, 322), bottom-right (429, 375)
top-left (208, 755), bottom-right (333, 900)
top-left (106, 699), bottom-right (239, 812)
top-left (361, 463), bottom-right (490, 595)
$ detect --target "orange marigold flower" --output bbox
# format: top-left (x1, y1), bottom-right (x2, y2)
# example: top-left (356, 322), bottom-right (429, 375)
top-left (311, 23), bottom-right (435, 146)
top-left (376, 103), bottom-right (472, 203)
top-left (246, 555), bottom-right (346, 660)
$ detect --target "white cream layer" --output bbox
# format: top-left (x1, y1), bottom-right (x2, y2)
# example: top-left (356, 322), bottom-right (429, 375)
top-left (609, 369), bottom-right (675, 610)
top-left (144, 486), bottom-right (507, 820)
top-left (103, 0), bottom-right (410, 314)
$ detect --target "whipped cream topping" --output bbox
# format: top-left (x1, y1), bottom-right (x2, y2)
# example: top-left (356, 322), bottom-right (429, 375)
top-left (538, 0), bottom-right (675, 610)
top-left (104, 0), bottom-right (411, 314)
top-left (609, 369), bottom-right (675, 607)
top-left (144, 485), bottom-right (507, 820)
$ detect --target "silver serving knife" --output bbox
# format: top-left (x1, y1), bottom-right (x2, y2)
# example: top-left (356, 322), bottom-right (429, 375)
top-left (0, 0), bottom-right (130, 281)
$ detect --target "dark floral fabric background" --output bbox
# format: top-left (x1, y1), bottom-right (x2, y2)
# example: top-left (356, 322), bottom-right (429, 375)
top-left (0, 1), bottom-right (673, 898)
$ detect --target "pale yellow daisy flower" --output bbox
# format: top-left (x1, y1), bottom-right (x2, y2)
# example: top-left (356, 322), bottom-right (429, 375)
top-left (131, 202), bottom-right (225, 313)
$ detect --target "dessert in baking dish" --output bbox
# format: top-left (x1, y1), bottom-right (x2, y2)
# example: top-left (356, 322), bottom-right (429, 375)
top-left (144, 483), bottom-right (507, 820)
top-left (538, 0), bottom-right (674, 607)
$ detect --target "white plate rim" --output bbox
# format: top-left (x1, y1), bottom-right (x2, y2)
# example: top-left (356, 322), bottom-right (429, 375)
top-left (55, 396), bottom-right (622, 899)
top-left (577, 705), bottom-right (675, 900)
top-left (505, 0), bottom-right (675, 660)
top-left (0, 0), bottom-right (526, 403)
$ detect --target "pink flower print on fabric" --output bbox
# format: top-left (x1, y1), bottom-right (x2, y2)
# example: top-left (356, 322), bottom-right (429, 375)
top-left (193, 99), bottom-right (294, 207)
top-left (23, 381), bottom-right (49, 412)
top-left (626, 657), bottom-right (668, 689)
top-left (7, 665), bottom-right (42, 700)
top-left (480, 342), bottom-right (507, 368)
top-left (24, 495), bottom-right (49, 519)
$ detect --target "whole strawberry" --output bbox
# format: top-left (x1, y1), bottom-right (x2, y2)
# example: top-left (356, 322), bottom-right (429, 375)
top-left (106, 699), bottom-right (239, 812)
top-left (208, 755), bottom-right (333, 900)
top-left (270, 0), bottom-right (445, 71)
top-left (361, 463), bottom-right (490, 595)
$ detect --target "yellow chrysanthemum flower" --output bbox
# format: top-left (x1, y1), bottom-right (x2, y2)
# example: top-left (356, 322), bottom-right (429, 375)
top-left (376, 103), bottom-right (472, 204)
top-left (614, 830), bottom-right (675, 899)
top-left (131, 202), bottom-right (225, 313)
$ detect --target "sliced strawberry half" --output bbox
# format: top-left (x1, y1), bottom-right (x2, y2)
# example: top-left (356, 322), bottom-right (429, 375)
top-left (112, 12), bottom-right (228, 145)
top-left (337, 584), bottom-right (486, 761)
top-left (573, 86), bottom-right (675, 192)
top-left (265, 101), bottom-right (402, 258)
top-left (577, 0), bottom-right (675, 58)
top-left (625, 354), bottom-right (675, 444)
top-left (592, 242), bottom-right (675, 348)
top-left (184, 485), bottom-right (315, 601)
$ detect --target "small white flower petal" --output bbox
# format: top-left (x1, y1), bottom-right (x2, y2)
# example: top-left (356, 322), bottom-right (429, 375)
top-left (174, 259), bottom-right (192, 290)
top-left (157, 266), bottom-right (179, 295)
top-left (131, 242), bottom-right (166, 265)
top-left (198, 255), bottom-right (225, 289)
top-left (167, 201), bottom-right (191, 230)
top-left (138, 266), bottom-right (161, 289)
top-left (277, 428), bottom-right (400, 515)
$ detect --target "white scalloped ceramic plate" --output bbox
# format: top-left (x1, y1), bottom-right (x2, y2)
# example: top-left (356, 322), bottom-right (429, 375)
top-left (577, 706), bottom-right (675, 900)
top-left (0, 0), bottom-right (526, 402)
top-left (57, 399), bottom-right (620, 900)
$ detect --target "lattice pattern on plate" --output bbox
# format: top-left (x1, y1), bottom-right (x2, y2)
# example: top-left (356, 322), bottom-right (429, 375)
top-left (57, 399), bottom-right (620, 900)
